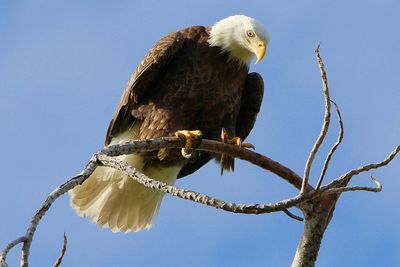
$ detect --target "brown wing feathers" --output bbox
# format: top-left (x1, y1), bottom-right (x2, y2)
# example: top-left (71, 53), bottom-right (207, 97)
top-left (105, 31), bottom-right (184, 145)
top-left (235, 72), bottom-right (264, 139)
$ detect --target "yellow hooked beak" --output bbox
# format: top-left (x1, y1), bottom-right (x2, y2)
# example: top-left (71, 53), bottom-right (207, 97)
top-left (254, 41), bottom-right (267, 64)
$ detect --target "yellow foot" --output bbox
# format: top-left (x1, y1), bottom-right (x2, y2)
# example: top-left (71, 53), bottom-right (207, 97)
top-left (219, 128), bottom-right (255, 175)
top-left (220, 128), bottom-right (255, 149)
top-left (175, 130), bottom-right (203, 158)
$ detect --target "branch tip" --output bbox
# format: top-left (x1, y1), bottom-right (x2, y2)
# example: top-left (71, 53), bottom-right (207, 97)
top-left (370, 175), bottom-right (382, 192)
top-left (315, 43), bottom-right (321, 53)
top-left (53, 232), bottom-right (67, 267)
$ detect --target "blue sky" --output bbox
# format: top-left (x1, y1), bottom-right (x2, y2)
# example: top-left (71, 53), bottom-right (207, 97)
top-left (1, 1), bottom-right (399, 266)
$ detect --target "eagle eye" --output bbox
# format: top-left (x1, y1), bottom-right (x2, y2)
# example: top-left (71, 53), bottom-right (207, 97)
top-left (247, 30), bottom-right (255, 37)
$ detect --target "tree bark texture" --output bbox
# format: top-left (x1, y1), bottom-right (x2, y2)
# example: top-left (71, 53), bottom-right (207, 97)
top-left (291, 195), bottom-right (337, 267)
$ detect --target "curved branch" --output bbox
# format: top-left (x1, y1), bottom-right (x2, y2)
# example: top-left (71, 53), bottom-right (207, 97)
top-left (102, 138), bottom-right (311, 191)
top-left (302, 45), bottom-right (332, 193)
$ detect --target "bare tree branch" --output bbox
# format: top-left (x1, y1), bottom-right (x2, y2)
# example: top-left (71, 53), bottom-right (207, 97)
top-left (53, 233), bottom-right (67, 267)
top-left (302, 45), bottom-right (332, 194)
top-left (291, 47), bottom-right (398, 267)
top-left (316, 100), bottom-right (344, 189)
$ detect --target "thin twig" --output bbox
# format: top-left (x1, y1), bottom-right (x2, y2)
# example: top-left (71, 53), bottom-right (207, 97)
top-left (283, 209), bottom-right (304, 221)
top-left (324, 175), bottom-right (382, 194)
top-left (0, 236), bottom-right (26, 267)
top-left (302, 45), bottom-right (331, 194)
top-left (316, 100), bottom-right (344, 189)
top-left (53, 233), bottom-right (67, 267)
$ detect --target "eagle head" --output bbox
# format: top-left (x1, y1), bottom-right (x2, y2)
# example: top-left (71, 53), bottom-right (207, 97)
top-left (208, 15), bottom-right (270, 66)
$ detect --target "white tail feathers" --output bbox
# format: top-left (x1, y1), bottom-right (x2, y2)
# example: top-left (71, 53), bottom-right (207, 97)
top-left (69, 128), bottom-right (182, 233)
top-left (70, 154), bottom-right (181, 233)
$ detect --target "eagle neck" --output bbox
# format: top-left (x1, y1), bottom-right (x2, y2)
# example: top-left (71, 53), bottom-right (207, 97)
top-left (208, 27), bottom-right (253, 67)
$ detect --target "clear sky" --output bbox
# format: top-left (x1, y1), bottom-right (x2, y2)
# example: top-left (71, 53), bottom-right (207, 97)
top-left (1, 1), bottom-right (399, 266)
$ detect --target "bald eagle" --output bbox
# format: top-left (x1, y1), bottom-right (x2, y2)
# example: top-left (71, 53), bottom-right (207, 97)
top-left (70, 15), bottom-right (269, 233)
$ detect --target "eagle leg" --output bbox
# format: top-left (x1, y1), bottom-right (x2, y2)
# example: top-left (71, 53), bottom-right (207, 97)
top-left (175, 130), bottom-right (203, 158)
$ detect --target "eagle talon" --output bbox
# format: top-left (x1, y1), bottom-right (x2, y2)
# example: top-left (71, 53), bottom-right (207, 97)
top-left (175, 130), bottom-right (203, 158)
top-left (220, 128), bottom-right (254, 149)
top-left (241, 143), bottom-right (256, 150)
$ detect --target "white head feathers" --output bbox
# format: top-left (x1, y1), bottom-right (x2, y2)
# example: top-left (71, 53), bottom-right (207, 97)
top-left (208, 15), bottom-right (270, 66)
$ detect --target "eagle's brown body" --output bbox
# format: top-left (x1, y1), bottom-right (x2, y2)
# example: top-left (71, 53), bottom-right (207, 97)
top-left (70, 24), bottom-right (264, 232)
top-left (106, 26), bottom-right (263, 171)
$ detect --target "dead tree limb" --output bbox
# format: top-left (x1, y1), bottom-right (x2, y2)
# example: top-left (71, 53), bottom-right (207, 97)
top-left (291, 46), bottom-right (398, 267)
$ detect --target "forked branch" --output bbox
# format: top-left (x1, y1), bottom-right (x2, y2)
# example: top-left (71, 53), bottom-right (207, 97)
top-left (292, 46), bottom-right (397, 267)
